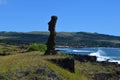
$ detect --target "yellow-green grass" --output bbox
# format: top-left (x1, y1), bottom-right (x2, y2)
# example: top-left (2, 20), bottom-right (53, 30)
top-left (1, 50), bottom-right (119, 80)
top-left (75, 61), bottom-right (120, 79)
top-left (0, 36), bottom-right (16, 39)
top-left (0, 45), bottom-right (25, 55)
top-left (0, 51), bottom-right (88, 80)
top-left (0, 52), bottom-right (45, 73)
top-left (0, 51), bottom-right (119, 80)
top-left (99, 40), bottom-right (120, 44)
top-left (46, 60), bottom-right (87, 80)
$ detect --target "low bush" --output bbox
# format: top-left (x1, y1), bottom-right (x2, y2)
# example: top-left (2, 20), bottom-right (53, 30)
top-left (27, 43), bottom-right (47, 52)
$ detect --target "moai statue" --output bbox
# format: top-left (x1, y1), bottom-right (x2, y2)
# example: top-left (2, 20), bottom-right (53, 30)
top-left (45, 16), bottom-right (58, 55)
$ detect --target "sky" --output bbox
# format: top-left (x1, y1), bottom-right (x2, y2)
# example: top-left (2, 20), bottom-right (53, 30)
top-left (0, 0), bottom-right (120, 36)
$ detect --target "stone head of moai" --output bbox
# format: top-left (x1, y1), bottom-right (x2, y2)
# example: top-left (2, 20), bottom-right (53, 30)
top-left (51, 16), bottom-right (57, 22)
top-left (48, 16), bottom-right (58, 32)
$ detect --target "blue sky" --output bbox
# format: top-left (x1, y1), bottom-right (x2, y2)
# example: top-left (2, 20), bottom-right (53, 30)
top-left (0, 0), bottom-right (120, 36)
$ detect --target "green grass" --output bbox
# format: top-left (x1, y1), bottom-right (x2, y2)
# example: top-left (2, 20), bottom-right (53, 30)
top-left (0, 52), bottom-right (45, 73)
top-left (0, 45), bottom-right (25, 55)
top-left (0, 51), bottom-right (88, 80)
top-left (75, 61), bottom-right (120, 79)
top-left (99, 39), bottom-right (120, 44)
top-left (0, 47), bottom-right (119, 80)
top-left (0, 36), bottom-right (17, 39)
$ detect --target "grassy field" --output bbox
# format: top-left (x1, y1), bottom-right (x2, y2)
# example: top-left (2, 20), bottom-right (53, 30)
top-left (0, 51), bottom-right (88, 80)
top-left (0, 44), bottom-right (25, 55)
top-left (0, 45), bottom-right (119, 80)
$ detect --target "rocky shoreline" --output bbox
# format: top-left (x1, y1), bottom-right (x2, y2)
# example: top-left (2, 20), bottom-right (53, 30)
top-left (72, 54), bottom-right (120, 80)
top-left (50, 53), bottom-right (120, 80)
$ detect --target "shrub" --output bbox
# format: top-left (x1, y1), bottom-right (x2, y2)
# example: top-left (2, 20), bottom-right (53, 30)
top-left (27, 43), bottom-right (47, 52)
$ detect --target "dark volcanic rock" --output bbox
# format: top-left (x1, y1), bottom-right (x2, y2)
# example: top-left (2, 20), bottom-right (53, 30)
top-left (0, 67), bottom-right (62, 80)
top-left (49, 58), bottom-right (75, 72)
top-left (116, 71), bottom-right (120, 75)
top-left (0, 75), bottom-right (4, 79)
top-left (94, 73), bottom-right (120, 80)
top-left (72, 54), bottom-right (97, 62)
top-left (98, 61), bottom-right (119, 66)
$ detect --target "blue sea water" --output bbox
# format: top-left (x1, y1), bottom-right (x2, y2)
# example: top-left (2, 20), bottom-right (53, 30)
top-left (56, 47), bottom-right (120, 64)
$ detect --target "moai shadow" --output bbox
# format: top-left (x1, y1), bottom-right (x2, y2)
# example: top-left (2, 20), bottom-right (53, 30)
top-left (44, 16), bottom-right (58, 55)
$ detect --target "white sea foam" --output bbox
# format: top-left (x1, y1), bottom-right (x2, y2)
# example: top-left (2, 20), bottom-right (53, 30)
top-left (89, 49), bottom-right (120, 64)
top-left (109, 60), bottom-right (120, 64)
top-left (72, 50), bottom-right (91, 53)
top-left (89, 49), bottom-right (110, 61)
top-left (57, 47), bottom-right (120, 64)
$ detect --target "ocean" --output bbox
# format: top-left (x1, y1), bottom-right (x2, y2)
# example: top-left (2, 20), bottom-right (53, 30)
top-left (56, 47), bottom-right (120, 64)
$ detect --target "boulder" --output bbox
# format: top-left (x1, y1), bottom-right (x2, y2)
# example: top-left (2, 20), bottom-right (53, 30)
top-left (49, 58), bottom-right (75, 73)
top-left (72, 54), bottom-right (97, 62)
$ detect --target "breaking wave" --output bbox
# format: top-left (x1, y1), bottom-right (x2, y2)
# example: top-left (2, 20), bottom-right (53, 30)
top-left (89, 49), bottom-right (110, 61)
top-left (89, 49), bottom-right (120, 64)
top-left (56, 47), bottom-right (120, 64)
top-left (72, 50), bottom-right (91, 53)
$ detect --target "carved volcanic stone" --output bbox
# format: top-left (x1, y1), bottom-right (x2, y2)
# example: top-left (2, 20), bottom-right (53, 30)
top-left (45, 16), bottom-right (58, 55)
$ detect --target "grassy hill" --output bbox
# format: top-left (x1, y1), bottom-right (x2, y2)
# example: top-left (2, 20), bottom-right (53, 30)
top-left (0, 44), bottom-right (119, 80)
top-left (0, 43), bottom-right (87, 80)
top-left (0, 31), bottom-right (120, 47)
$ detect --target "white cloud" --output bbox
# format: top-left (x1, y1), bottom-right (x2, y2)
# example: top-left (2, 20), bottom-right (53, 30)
top-left (0, 0), bottom-right (7, 5)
